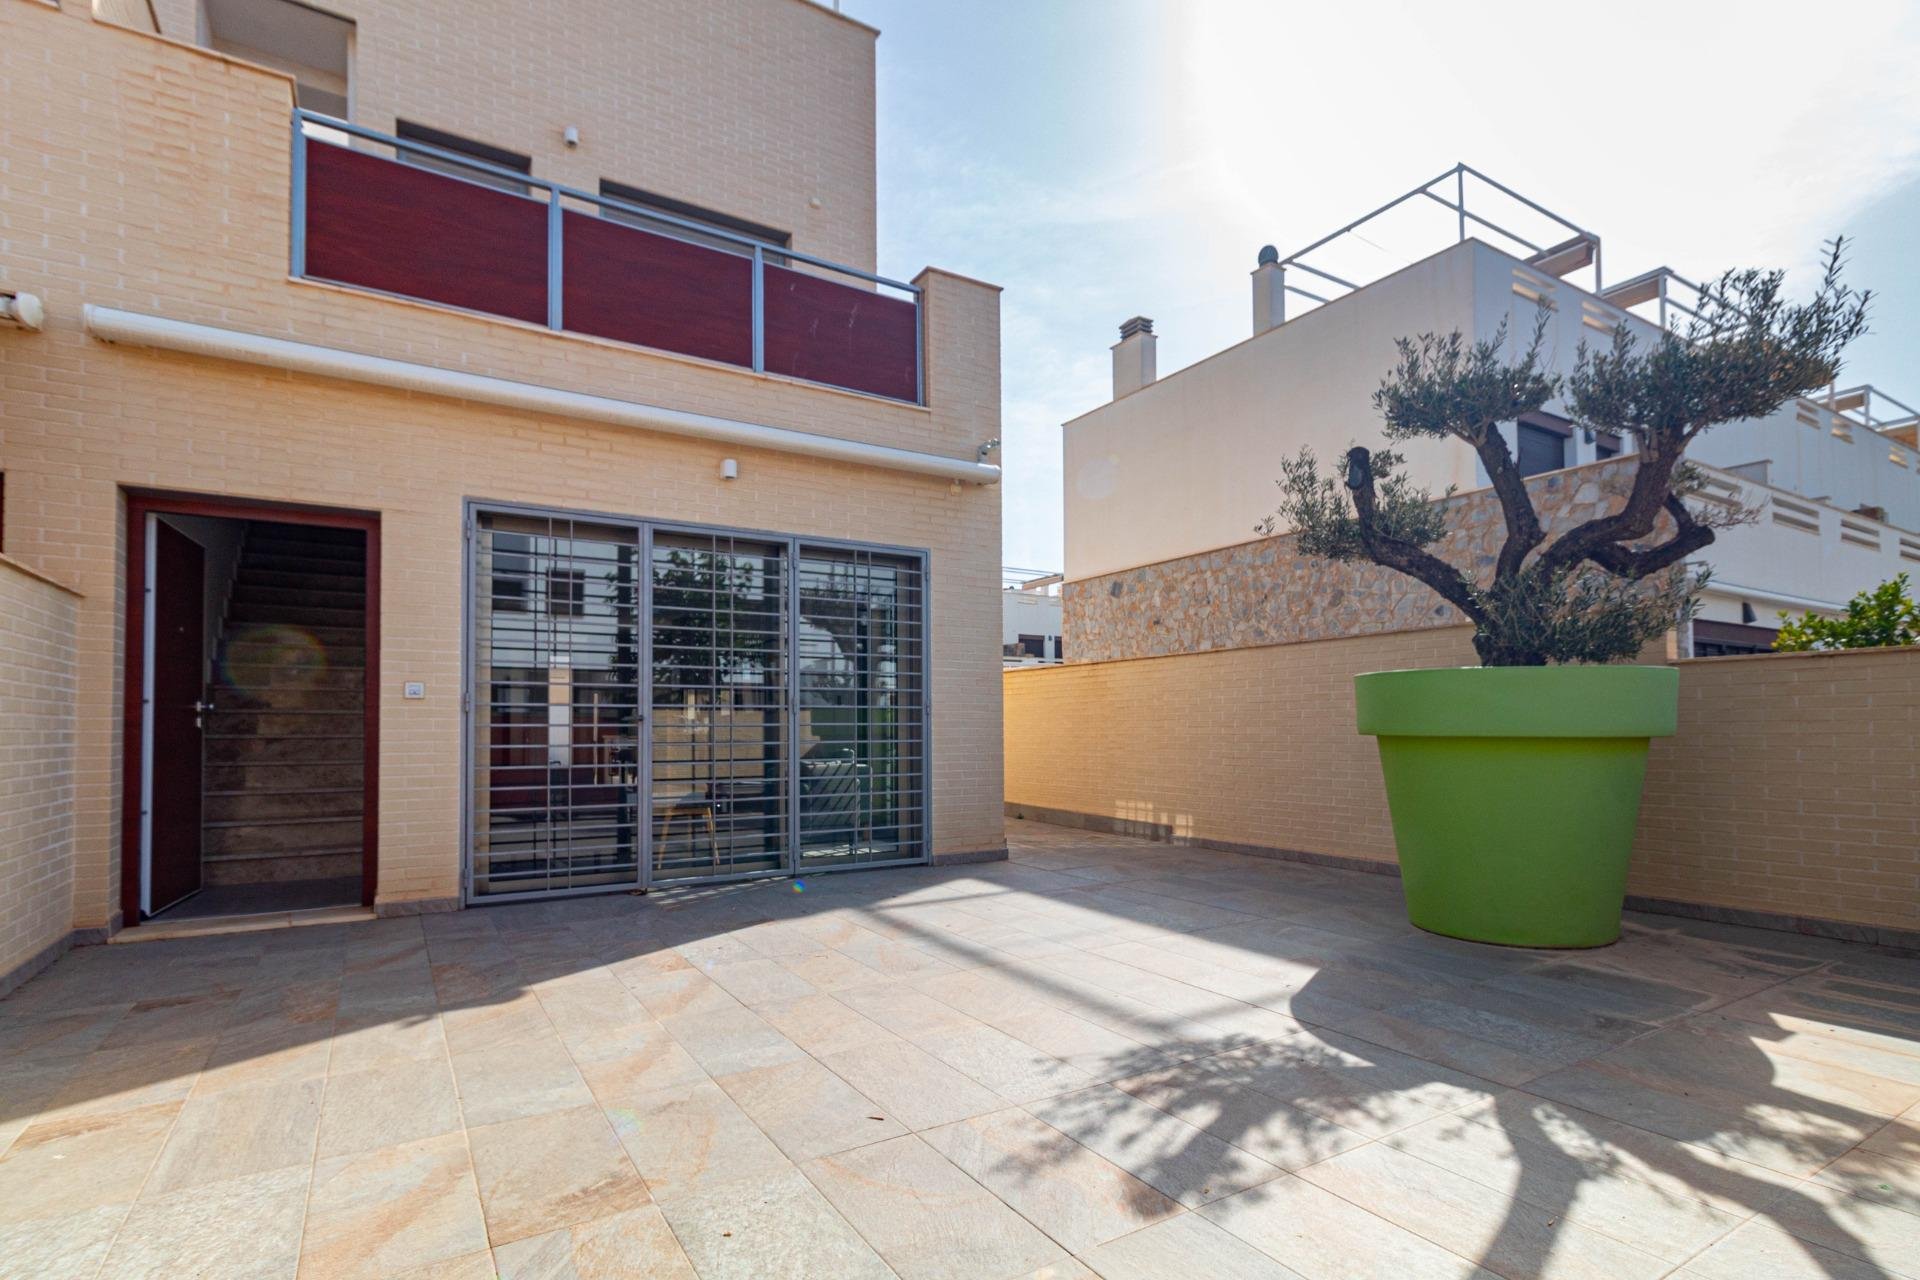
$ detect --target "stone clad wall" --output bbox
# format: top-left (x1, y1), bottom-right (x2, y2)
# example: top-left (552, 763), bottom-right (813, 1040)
top-left (1065, 458), bottom-right (1637, 663)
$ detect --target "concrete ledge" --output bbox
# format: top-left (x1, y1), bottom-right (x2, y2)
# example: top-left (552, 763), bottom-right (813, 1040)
top-left (930, 845), bottom-right (1009, 868)
top-left (1624, 894), bottom-right (1920, 954)
top-left (1007, 803), bottom-right (1399, 877)
top-left (376, 895), bottom-right (463, 918)
top-left (1010, 804), bottom-right (1920, 949)
top-left (0, 932), bottom-right (76, 1000)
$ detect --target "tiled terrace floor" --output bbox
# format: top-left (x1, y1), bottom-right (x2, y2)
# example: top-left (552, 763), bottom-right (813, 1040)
top-left (2, 822), bottom-right (1917, 1280)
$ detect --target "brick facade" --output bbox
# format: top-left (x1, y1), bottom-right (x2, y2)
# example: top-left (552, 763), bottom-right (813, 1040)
top-left (1006, 635), bottom-right (1920, 942)
top-left (0, 0), bottom-right (1004, 931)
top-left (0, 557), bottom-right (80, 993)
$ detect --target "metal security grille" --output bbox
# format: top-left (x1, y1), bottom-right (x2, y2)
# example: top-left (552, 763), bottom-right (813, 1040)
top-left (795, 546), bottom-right (926, 870)
top-left (470, 513), bottom-right (641, 898)
top-left (648, 532), bottom-right (790, 883)
top-left (466, 506), bottom-right (928, 900)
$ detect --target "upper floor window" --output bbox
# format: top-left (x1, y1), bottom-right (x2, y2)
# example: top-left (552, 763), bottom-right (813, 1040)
top-left (1516, 414), bottom-right (1570, 477)
top-left (1594, 430), bottom-right (1623, 460)
top-left (395, 121), bottom-right (532, 196)
top-left (201, 0), bottom-right (353, 119)
top-left (598, 179), bottom-right (790, 259)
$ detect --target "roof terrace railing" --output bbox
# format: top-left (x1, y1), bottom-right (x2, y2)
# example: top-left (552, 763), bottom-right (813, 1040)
top-left (1272, 163), bottom-right (1602, 323)
top-left (288, 110), bottom-right (923, 404)
top-left (1602, 266), bottom-right (1920, 440)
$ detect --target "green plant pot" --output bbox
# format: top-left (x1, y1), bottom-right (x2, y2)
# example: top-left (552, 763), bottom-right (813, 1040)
top-left (1355, 665), bottom-right (1679, 948)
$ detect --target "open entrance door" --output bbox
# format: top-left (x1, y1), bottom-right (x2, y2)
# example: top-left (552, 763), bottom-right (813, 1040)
top-left (124, 494), bottom-right (381, 925)
top-left (145, 518), bottom-right (206, 915)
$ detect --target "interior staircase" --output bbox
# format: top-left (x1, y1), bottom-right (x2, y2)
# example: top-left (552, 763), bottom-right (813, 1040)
top-left (201, 522), bottom-right (367, 888)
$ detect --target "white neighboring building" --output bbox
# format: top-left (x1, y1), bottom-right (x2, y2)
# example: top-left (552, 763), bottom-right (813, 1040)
top-left (1064, 166), bottom-right (1920, 655)
top-left (1003, 569), bottom-right (1064, 664)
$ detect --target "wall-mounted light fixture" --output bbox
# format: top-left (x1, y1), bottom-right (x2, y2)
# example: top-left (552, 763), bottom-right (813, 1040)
top-left (720, 458), bottom-right (739, 480)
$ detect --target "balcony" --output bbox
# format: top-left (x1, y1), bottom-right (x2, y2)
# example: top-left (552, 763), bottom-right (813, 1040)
top-left (289, 112), bottom-right (922, 404)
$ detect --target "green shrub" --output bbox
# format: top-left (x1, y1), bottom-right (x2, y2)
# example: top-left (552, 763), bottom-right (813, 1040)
top-left (1773, 574), bottom-right (1919, 651)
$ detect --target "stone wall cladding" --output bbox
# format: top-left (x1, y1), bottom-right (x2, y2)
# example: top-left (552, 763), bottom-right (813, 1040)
top-left (1065, 458), bottom-right (1641, 663)
top-left (0, 558), bottom-right (81, 993)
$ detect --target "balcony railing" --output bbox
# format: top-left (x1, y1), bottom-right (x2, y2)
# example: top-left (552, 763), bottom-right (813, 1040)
top-left (289, 111), bottom-right (923, 404)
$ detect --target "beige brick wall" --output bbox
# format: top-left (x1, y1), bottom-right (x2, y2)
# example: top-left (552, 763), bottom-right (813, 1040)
top-left (139, 0), bottom-right (878, 270)
top-left (1006, 636), bottom-right (1920, 938)
top-left (1636, 646), bottom-right (1919, 935)
top-left (1, 1), bottom-right (1004, 927)
top-left (1006, 629), bottom-right (1479, 867)
top-left (0, 557), bottom-right (81, 988)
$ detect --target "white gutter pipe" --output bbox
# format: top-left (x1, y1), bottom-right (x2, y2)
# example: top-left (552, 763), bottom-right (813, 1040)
top-left (84, 306), bottom-right (1001, 486)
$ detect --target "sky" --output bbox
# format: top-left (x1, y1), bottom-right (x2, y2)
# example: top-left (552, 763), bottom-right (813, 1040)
top-left (848, 0), bottom-right (1920, 572)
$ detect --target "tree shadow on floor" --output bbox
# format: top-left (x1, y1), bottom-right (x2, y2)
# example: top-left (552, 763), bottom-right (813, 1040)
top-left (0, 832), bottom-right (1913, 1279)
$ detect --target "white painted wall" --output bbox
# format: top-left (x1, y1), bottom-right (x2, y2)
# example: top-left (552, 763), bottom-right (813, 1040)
top-left (1003, 588), bottom-right (1063, 660)
top-left (1062, 242), bottom-right (1485, 581)
top-left (1065, 238), bottom-right (1920, 605)
top-left (1690, 469), bottom-right (1920, 626)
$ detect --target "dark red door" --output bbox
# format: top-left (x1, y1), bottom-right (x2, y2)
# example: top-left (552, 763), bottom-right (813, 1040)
top-left (149, 521), bottom-right (205, 915)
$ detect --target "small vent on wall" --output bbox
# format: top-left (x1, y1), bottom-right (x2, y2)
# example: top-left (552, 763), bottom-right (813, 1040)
top-left (1796, 408), bottom-right (1821, 430)
top-left (1579, 300), bottom-right (1617, 334)
top-left (1891, 448), bottom-right (1910, 469)
top-left (1901, 535), bottom-right (1920, 564)
top-left (1831, 422), bottom-right (1854, 442)
top-left (1771, 496), bottom-right (1820, 533)
top-left (1839, 516), bottom-right (1881, 551)
top-left (1511, 267), bottom-right (1557, 305)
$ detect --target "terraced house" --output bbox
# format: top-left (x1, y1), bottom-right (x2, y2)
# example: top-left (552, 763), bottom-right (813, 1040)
top-left (0, 0), bottom-right (1005, 974)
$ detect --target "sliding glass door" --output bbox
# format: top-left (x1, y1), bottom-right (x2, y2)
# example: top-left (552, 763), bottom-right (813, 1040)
top-left (647, 532), bottom-right (789, 882)
top-left (468, 508), bottom-right (928, 900)
top-left (470, 512), bottom-right (643, 899)
top-left (795, 546), bottom-right (926, 870)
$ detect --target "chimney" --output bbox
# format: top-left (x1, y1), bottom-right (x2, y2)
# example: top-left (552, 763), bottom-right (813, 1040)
top-left (1252, 245), bottom-right (1284, 334)
top-left (1112, 316), bottom-right (1156, 399)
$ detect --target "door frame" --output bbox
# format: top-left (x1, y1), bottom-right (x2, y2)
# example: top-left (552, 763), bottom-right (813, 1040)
top-left (121, 490), bottom-right (382, 923)
top-left (461, 498), bottom-right (932, 905)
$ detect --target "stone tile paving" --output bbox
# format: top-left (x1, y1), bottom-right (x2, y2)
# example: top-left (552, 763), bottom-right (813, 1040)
top-left (1, 821), bottom-right (1916, 1279)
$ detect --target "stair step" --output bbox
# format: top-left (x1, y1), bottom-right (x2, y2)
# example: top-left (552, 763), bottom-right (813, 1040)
top-left (242, 555), bottom-right (370, 577)
top-left (205, 762), bottom-right (364, 790)
top-left (221, 644), bottom-right (368, 667)
top-left (213, 689), bottom-right (364, 713)
top-left (227, 605), bottom-right (365, 628)
top-left (204, 790), bottom-right (363, 823)
top-left (201, 849), bottom-right (362, 885)
top-left (240, 570), bottom-right (367, 592)
top-left (206, 735), bottom-right (365, 764)
top-left (230, 586), bottom-right (366, 608)
top-left (203, 816), bottom-right (362, 856)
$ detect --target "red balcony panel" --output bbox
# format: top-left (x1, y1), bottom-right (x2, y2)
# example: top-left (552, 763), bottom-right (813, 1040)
top-left (302, 139), bottom-right (548, 324)
top-left (762, 265), bottom-right (918, 402)
top-left (560, 211), bottom-right (754, 368)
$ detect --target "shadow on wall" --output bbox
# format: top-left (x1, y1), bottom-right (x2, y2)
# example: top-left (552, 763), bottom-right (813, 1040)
top-left (0, 823), bottom-right (1914, 1277)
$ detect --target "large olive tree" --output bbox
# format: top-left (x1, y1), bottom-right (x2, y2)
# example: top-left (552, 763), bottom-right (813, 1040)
top-left (1264, 242), bottom-right (1868, 666)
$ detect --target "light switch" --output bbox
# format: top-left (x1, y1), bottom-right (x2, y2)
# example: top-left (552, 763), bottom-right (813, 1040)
top-left (403, 682), bottom-right (426, 699)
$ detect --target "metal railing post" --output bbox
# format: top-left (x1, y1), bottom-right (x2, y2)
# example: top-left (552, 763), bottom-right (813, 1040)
top-left (289, 112), bottom-right (307, 278)
top-left (751, 245), bottom-right (765, 374)
top-left (914, 289), bottom-right (925, 406)
top-left (1276, 266), bottom-right (1286, 325)
top-left (1455, 166), bottom-right (1466, 244)
top-left (547, 187), bottom-right (564, 330)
